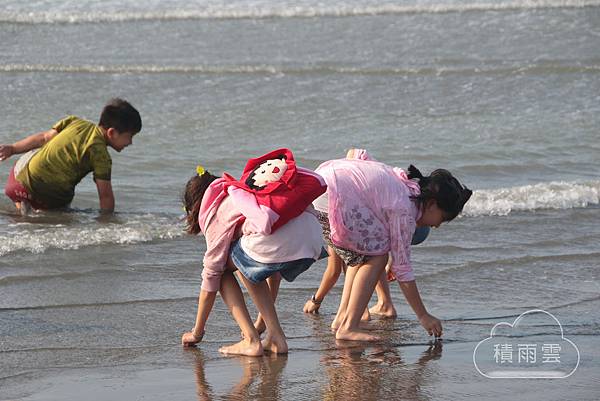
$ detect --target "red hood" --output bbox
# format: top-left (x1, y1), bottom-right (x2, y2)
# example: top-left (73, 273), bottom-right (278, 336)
top-left (223, 148), bottom-right (297, 194)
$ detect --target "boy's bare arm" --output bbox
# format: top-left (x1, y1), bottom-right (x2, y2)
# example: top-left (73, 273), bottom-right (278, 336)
top-left (0, 129), bottom-right (58, 161)
top-left (95, 179), bottom-right (115, 213)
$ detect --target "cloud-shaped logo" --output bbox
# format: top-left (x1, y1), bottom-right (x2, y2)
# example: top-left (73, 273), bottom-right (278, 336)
top-left (473, 309), bottom-right (580, 379)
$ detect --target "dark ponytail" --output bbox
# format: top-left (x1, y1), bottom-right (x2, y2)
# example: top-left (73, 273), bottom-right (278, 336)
top-left (183, 172), bottom-right (218, 235)
top-left (408, 164), bottom-right (431, 188)
top-left (408, 164), bottom-right (472, 221)
top-left (407, 164), bottom-right (423, 180)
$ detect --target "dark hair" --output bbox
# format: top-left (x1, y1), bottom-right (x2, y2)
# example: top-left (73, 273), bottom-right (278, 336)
top-left (408, 165), bottom-right (472, 222)
top-left (183, 172), bottom-right (218, 235)
top-left (98, 98), bottom-right (142, 134)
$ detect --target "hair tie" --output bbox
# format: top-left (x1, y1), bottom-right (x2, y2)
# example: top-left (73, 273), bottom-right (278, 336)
top-left (407, 164), bottom-right (424, 180)
top-left (196, 165), bottom-right (206, 176)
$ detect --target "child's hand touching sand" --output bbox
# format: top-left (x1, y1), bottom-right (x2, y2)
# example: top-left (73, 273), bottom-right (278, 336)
top-left (303, 297), bottom-right (321, 313)
top-left (182, 331), bottom-right (204, 347)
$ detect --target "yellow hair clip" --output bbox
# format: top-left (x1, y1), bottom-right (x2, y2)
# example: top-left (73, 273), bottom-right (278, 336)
top-left (196, 165), bottom-right (205, 176)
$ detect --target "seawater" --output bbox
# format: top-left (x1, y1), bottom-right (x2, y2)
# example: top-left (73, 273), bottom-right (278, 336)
top-left (0, 1), bottom-right (599, 400)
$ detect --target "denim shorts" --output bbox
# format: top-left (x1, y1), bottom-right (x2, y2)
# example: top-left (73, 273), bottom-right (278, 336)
top-left (230, 240), bottom-right (325, 284)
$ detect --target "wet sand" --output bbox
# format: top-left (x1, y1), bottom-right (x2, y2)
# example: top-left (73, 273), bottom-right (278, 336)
top-left (2, 310), bottom-right (598, 401)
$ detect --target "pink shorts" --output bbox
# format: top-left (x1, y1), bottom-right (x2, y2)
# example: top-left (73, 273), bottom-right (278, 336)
top-left (4, 165), bottom-right (46, 209)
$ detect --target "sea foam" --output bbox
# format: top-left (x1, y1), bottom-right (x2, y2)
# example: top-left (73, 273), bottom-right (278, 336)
top-left (0, 214), bottom-right (184, 257)
top-left (2, 63), bottom-right (598, 76)
top-left (0, 0), bottom-right (598, 24)
top-left (1, 180), bottom-right (598, 255)
top-left (464, 180), bottom-right (600, 217)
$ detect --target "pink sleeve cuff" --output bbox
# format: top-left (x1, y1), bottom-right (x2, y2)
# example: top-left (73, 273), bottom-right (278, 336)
top-left (391, 263), bottom-right (415, 282)
top-left (201, 270), bottom-right (222, 293)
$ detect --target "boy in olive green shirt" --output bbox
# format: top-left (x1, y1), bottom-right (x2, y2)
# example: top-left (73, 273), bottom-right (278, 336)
top-left (1, 98), bottom-right (141, 213)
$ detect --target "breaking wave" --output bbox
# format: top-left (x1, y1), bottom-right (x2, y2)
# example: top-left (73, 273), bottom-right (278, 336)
top-left (1, 180), bottom-right (598, 255)
top-left (0, 213), bottom-right (184, 256)
top-left (0, 1), bottom-right (598, 24)
top-left (464, 180), bottom-right (600, 216)
top-left (1, 63), bottom-right (599, 76)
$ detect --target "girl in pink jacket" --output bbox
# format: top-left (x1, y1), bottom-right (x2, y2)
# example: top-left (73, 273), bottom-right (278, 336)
top-left (313, 150), bottom-right (471, 341)
top-left (180, 150), bottom-right (326, 356)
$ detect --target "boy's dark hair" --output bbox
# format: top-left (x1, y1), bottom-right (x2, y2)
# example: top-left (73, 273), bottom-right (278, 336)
top-left (408, 165), bottom-right (472, 222)
top-left (183, 172), bottom-right (219, 235)
top-left (98, 98), bottom-right (142, 134)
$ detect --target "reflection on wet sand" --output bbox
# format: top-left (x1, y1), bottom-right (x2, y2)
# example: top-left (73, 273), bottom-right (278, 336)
top-left (184, 310), bottom-right (443, 401)
top-left (321, 340), bottom-right (443, 401)
top-left (188, 349), bottom-right (288, 401)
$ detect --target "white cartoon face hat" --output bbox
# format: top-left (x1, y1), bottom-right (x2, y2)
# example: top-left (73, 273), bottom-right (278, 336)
top-left (246, 157), bottom-right (288, 189)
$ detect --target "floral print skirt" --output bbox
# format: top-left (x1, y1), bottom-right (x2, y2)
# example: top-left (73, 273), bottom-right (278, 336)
top-left (316, 210), bottom-right (371, 268)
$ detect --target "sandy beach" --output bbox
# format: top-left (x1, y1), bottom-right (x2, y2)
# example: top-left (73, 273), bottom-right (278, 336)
top-left (3, 305), bottom-right (598, 400)
top-left (2, 0), bottom-right (600, 400)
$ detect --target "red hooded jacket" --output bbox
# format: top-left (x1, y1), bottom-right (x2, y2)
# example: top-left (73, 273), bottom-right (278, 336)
top-left (222, 148), bottom-right (327, 233)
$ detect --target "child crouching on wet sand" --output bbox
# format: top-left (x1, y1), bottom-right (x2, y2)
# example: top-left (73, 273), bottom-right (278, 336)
top-left (181, 149), bottom-right (327, 356)
top-left (313, 149), bottom-right (472, 341)
top-left (303, 149), bottom-right (431, 318)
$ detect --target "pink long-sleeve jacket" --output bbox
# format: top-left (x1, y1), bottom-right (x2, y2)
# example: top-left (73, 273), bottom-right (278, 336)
top-left (197, 167), bottom-right (326, 292)
top-left (315, 152), bottom-right (422, 282)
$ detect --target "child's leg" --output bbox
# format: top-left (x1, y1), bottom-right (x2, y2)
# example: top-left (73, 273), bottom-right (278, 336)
top-left (331, 264), bottom-right (360, 330)
top-left (336, 254), bottom-right (388, 341)
top-left (361, 305), bottom-right (371, 322)
top-left (17, 200), bottom-right (31, 216)
top-left (335, 267), bottom-right (371, 327)
top-left (237, 272), bottom-right (288, 354)
top-left (369, 269), bottom-right (397, 318)
top-left (5, 163), bottom-right (35, 214)
top-left (218, 270), bottom-right (263, 356)
top-left (304, 246), bottom-right (344, 313)
top-left (254, 273), bottom-right (281, 334)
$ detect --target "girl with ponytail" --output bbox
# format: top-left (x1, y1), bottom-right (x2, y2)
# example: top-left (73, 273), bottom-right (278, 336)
top-left (313, 149), bottom-right (471, 341)
top-left (180, 150), bottom-right (327, 356)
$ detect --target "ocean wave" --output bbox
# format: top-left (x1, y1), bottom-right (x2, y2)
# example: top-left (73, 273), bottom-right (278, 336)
top-left (464, 180), bottom-right (600, 216)
top-left (0, 1), bottom-right (598, 24)
top-left (0, 296), bottom-right (194, 312)
top-left (1, 63), bottom-right (599, 76)
top-left (0, 181), bottom-right (597, 256)
top-left (0, 214), bottom-right (184, 257)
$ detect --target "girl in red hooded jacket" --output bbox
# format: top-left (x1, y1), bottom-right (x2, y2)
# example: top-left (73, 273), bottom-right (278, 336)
top-left (181, 149), bottom-right (326, 356)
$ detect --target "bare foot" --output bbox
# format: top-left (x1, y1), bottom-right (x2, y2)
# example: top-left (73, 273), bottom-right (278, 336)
top-left (369, 303), bottom-right (397, 318)
top-left (361, 307), bottom-right (371, 322)
top-left (261, 335), bottom-right (288, 354)
top-left (358, 321), bottom-right (377, 330)
top-left (240, 318), bottom-right (266, 339)
top-left (335, 327), bottom-right (380, 342)
top-left (254, 317), bottom-right (266, 336)
top-left (219, 338), bottom-right (263, 356)
top-left (333, 317), bottom-right (372, 330)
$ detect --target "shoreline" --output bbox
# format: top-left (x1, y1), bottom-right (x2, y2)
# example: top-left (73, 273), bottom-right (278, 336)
top-left (2, 335), bottom-right (597, 401)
